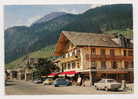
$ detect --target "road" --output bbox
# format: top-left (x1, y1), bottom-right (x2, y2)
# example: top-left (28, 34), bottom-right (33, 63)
top-left (5, 80), bottom-right (133, 95)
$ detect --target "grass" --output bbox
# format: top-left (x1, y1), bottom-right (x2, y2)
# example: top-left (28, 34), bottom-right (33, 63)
top-left (104, 28), bottom-right (133, 39)
top-left (6, 45), bottom-right (55, 69)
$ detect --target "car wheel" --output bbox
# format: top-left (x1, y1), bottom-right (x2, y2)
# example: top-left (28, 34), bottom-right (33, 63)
top-left (55, 85), bottom-right (58, 87)
top-left (95, 86), bottom-right (99, 90)
top-left (105, 87), bottom-right (108, 91)
top-left (97, 87), bottom-right (99, 90)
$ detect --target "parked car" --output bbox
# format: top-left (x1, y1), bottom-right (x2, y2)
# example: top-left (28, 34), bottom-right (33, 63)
top-left (43, 78), bottom-right (54, 85)
top-left (33, 79), bottom-right (43, 84)
top-left (94, 79), bottom-right (121, 91)
top-left (53, 78), bottom-right (71, 87)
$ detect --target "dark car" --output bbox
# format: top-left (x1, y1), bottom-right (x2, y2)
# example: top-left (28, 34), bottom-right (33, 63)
top-left (53, 78), bottom-right (71, 87)
top-left (33, 79), bottom-right (43, 84)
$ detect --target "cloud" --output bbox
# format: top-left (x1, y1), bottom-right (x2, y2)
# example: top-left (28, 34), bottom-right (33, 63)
top-left (26, 15), bottom-right (42, 26)
top-left (90, 4), bottom-right (108, 9)
top-left (58, 8), bottom-right (84, 14)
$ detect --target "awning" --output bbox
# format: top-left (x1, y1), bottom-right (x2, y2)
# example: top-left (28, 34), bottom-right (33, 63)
top-left (59, 70), bottom-right (79, 77)
top-left (48, 73), bottom-right (59, 77)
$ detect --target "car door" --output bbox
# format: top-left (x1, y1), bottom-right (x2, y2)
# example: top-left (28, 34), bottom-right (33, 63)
top-left (58, 79), bottom-right (64, 85)
top-left (61, 79), bottom-right (67, 85)
top-left (98, 79), bottom-right (106, 89)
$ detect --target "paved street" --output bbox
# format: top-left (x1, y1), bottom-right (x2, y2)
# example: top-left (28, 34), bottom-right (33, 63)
top-left (5, 80), bottom-right (133, 95)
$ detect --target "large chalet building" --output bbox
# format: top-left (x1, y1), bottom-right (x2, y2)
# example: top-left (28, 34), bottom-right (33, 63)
top-left (54, 31), bottom-right (133, 83)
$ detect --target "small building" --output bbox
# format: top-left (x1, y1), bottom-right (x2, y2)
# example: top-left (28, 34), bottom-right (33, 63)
top-left (54, 31), bottom-right (133, 83)
top-left (23, 57), bottom-right (48, 80)
top-left (8, 69), bottom-right (18, 80)
top-left (16, 67), bottom-right (25, 80)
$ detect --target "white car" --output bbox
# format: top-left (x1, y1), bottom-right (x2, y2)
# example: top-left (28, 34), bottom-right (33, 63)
top-left (43, 78), bottom-right (54, 85)
top-left (94, 79), bottom-right (121, 91)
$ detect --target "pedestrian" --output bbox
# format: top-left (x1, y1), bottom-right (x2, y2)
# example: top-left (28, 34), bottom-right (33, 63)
top-left (77, 76), bottom-right (82, 86)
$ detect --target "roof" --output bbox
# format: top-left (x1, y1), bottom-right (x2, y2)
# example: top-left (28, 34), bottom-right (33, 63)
top-left (62, 31), bottom-right (119, 47)
top-left (54, 31), bottom-right (133, 56)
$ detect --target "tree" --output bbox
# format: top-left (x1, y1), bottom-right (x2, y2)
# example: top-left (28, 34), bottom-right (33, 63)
top-left (32, 58), bottom-right (60, 79)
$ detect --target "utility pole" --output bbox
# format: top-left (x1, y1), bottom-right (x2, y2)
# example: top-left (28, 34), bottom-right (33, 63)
top-left (89, 46), bottom-right (93, 86)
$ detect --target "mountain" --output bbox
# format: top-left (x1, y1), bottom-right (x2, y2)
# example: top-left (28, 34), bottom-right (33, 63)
top-left (5, 4), bottom-right (133, 64)
top-left (32, 12), bottom-right (67, 25)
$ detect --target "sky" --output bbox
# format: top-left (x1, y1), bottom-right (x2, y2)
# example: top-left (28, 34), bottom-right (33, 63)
top-left (4, 4), bottom-right (105, 29)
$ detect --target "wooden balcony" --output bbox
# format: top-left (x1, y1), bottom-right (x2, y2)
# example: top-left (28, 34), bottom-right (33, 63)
top-left (86, 54), bottom-right (133, 61)
top-left (60, 56), bottom-right (80, 63)
top-left (90, 68), bottom-right (133, 73)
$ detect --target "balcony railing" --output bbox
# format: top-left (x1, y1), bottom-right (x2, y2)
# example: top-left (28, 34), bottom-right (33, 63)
top-left (86, 54), bottom-right (133, 61)
top-left (92, 68), bottom-right (133, 71)
top-left (89, 68), bottom-right (133, 74)
top-left (60, 55), bottom-right (80, 63)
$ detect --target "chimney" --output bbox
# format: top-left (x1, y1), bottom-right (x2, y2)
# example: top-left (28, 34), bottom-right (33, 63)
top-left (112, 33), bottom-right (121, 46)
top-left (112, 33), bottom-right (129, 48)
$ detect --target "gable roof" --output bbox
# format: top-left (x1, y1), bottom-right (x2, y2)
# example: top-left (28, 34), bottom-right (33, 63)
top-left (63, 31), bottom-right (119, 47)
top-left (54, 31), bottom-right (133, 56)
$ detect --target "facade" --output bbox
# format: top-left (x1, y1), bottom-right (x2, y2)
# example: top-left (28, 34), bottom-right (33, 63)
top-left (54, 31), bottom-right (133, 83)
top-left (15, 57), bottom-right (46, 81)
top-left (8, 70), bottom-right (18, 80)
top-left (23, 57), bottom-right (46, 81)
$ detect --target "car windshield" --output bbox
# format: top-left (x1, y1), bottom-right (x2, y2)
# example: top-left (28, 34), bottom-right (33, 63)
top-left (35, 79), bottom-right (41, 80)
top-left (107, 79), bottom-right (116, 82)
top-left (98, 79), bottom-right (105, 83)
top-left (57, 79), bottom-right (65, 81)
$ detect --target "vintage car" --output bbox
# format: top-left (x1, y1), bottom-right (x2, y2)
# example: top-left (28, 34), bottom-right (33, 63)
top-left (94, 79), bottom-right (121, 91)
top-left (33, 79), bottom-right (43, 84)
top-left (43, 78), bottom-right (54, 85)
top-left (53, 78), bottom-right (71, 87)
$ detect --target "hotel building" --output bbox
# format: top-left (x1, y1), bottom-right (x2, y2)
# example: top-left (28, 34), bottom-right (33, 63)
top-left (54, 31), bottom-right (133, 83)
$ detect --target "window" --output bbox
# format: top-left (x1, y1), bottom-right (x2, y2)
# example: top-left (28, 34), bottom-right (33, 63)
top-left (72, 51), bottom-right (75, 56)
top-left (110, 49), bottom-right (115, 56)
top-left (77, 62), bottom-right (80, 68)
top-left (62, 63), bottom-right (66, 70)
top-left (76, 49), bottom-right (80, 55)
top-left (91, 61), bottom-right (96, 69)
top-left (68, 63), bottom-right (71, 69)
top-left (72, 62), bottom-right (75, 69)
top-left (62, 55), bottom-right (65, 58)
top-left (65, 53), bottom-right (70, 58)
top-left (124, 61), bottom-right (129, 69)
top-left (124, 50), bottom-right (127, 56)
top-left (131, 61), bottom-right (133, 68)
top-left (128, 50), bottom-right (133, 56)
top-left (91, 48), bottom-right (96, 55)
top-left (71, 43), bottom-right (74, 48)
top-left (69, 43), bottom-right (73, 49)
top-left (107, 79), bottom-right (116, 83)
top-left (112, 61), bottom-right (117, 69)
top-left (99, 79), bottom-right (105, 83)
top-left (68, 53), bottom-right (70, 57)
top-left (64, 63), bottom-right (66, 70)
top-left (101, 61), bottom-right (106, 69)
top-left (100, 49), bottom-right (105, 55)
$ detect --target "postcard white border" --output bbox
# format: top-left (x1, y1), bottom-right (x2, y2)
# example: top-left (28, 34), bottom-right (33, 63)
top-left (0, 0), bottom-right (138, 99)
